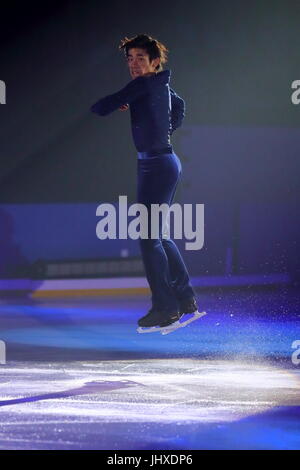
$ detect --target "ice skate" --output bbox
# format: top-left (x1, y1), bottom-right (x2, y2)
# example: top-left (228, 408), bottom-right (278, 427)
top-left (137, 308), bottom-right (180, 334)
top-left (160, 298), bottom-right (207, 335)
top-left (160, 309), bottom-right (207, 335)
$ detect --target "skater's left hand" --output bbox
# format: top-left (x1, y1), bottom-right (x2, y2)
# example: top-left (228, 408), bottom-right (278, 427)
top-left (119, 104), bottom-right (129, 111)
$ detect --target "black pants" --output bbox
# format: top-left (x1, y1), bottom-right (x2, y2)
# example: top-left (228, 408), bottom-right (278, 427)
top-left (137, 152), bottom-right (195, 313)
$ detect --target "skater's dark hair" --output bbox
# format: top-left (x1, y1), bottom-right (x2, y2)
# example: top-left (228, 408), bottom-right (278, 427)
top-left (119, 34), bottom-right (168, 72)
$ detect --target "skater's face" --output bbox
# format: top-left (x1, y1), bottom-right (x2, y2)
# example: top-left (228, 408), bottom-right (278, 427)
top-left (127, 48), bottom-right (160, 79)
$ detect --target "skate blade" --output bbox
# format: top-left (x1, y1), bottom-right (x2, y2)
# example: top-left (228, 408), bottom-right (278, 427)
top-left (161, 311), bottom-right (207, 335)
top-left (137, 319), bottom-right (182, 334)
top-left (137, 325), bottom-right (170, 334)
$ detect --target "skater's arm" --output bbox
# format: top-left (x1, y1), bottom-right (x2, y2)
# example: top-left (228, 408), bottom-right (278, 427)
top-left (91, 76), bottom-right (151, 116)
top-left (170, 87), bottom-right (185, 134)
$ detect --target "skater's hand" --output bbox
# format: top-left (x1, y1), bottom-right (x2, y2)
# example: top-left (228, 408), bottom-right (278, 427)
top-left (119, 104), bottom-right (129, 111)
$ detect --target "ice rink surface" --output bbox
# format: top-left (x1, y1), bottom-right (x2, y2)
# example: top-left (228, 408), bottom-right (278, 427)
top-left (0, 287), bottom-right (300, 449)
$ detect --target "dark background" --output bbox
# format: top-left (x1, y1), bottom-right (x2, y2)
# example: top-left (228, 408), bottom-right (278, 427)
top-left (0, 0), bottom-right (299, 281)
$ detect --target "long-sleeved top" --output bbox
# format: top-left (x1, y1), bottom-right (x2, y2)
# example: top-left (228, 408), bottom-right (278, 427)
top-left (90, 69), bottom-right (185, 156)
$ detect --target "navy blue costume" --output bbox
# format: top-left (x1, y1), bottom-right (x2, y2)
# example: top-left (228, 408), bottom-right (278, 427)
top-left (91, 69), bottom-right (195, 314)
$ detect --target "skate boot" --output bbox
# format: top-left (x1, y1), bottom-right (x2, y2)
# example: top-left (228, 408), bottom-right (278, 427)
top-left (178, 297), bottom-right (199, 316)
top-left (160, 298), bottom-right (207, 336)
top-left (137, 308), bottom-right (180, 333)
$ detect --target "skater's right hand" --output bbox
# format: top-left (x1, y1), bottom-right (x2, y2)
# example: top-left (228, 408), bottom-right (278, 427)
top-left (119, 104), bottom-right (129, 111)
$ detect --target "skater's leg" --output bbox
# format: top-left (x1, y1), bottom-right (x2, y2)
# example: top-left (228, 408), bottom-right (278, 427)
top-left (161, 238), bottom-right (196, 302)
top-left (137, 153), bottom-right (181, 313)
top-left (160, 153), bottom-right (196, 305)
top-left (139, 237), bottom-right (178, 312)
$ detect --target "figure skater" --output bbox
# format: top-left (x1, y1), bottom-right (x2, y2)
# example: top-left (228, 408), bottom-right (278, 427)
top-left (91, 34), bottom-right (203, 333)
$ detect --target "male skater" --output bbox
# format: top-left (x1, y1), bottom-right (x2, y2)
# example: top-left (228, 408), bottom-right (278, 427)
top-left (91, 34), bottom-right (201, 332)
